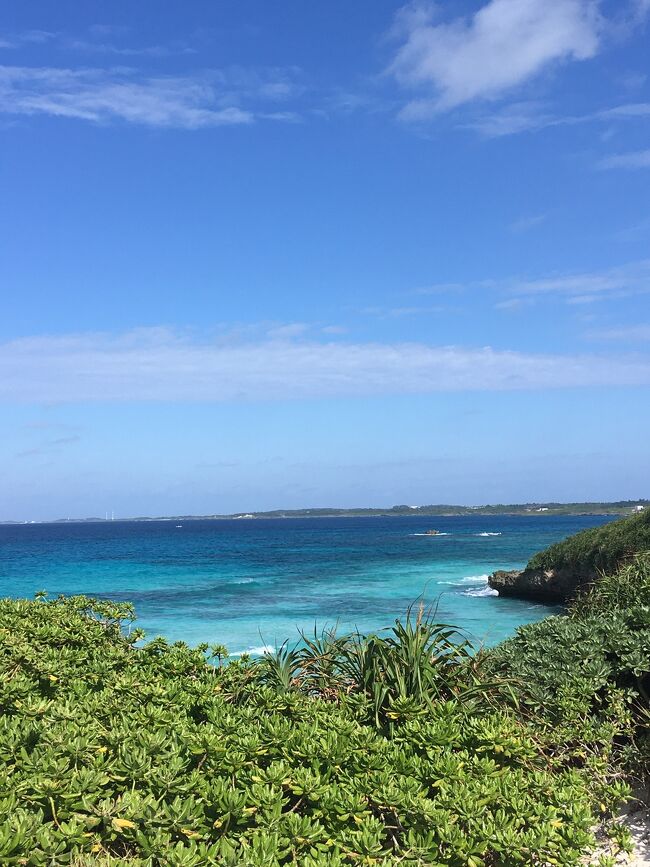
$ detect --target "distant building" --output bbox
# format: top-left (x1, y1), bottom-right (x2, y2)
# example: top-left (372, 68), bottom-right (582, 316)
top-left (634, 505), bottom-right (645, 513)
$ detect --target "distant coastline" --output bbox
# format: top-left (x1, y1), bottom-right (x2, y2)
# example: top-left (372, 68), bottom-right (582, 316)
top-left (2, 500), bottom-right (647, 525)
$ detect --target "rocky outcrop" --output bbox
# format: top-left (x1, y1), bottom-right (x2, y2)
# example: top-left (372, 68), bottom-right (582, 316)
top-left (488, 566), bottom-right (599, 604)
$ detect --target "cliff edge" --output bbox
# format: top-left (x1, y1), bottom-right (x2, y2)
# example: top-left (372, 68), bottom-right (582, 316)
top-left (488, 565), bottom-right (598, 604)
top-left (488, 508), bottom-right (650, 604)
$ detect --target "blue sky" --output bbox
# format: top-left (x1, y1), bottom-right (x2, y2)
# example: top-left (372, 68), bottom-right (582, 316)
top-left (1, 0), bottom-right (650, 520)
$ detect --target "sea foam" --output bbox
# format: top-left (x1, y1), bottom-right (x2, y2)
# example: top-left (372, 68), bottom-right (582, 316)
top-left (232, 644), bottom-right (274, 657)
top-left (463, 585), bottom-right (499, 597)
top-left (410, 532), bottom-right (451, 536)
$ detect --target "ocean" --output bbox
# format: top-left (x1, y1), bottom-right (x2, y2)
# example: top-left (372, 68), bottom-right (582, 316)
top-left (0, 514), bottom-right (613, 654)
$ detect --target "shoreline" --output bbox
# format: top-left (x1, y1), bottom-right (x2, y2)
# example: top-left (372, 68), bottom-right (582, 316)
top-left (0, 508), bottom-right (638, 526)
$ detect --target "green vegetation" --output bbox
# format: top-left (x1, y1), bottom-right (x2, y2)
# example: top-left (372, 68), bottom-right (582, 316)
top-left (489, 553), bottom-right (650, 769)
top-left (238, 501), bottom-right (647, 519)
top-left (225, 502), bottom-right (646, 519)
top-left (527, 506), bottom-right (650, 573)
top-left (2, 549), bottom-right (650, 866)
top-left (5, 500), bottom-right (645, 524)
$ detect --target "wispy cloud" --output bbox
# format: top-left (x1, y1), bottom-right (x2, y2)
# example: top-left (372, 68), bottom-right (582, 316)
top-left (1, 328), bottom-right (649, 404)
top-left (362, 304), bottom-right (458, 318)
top-left (509, 213), bottom-right (547, 233)
top-left (631, 0), bottom-right (650, 23)
top-left (597, 148), bottom-right (650, 169)
top-left (406, 260), bottom-right (650, 307)
top-left (0, 65), bottom-right (303, 128)
top-left (412, 282), bottom-right (464, 295)
top-left (468, 99), bottom-right (650, 138)
top-left (15, 434), bottom-right (81, 460)
top-left (598, 102), bottom-right (650, 120)
top-left (24, 421), bottom-right (82, 432)
top-left (510, 271), bottom-right (629, 297)
top-left (265, 322), bottom-right (310, 339)
top-left (615, 217), bottom-right (650, 243)
top-left (587, 324), bottom-right (650, 341)
top-left (0, 29), bottom-right (56, 49)
top-left (506, 260), bottom-right (650, 301)
top-left (619, 71), bottom-right (647, 90)
top-left (65, 38), bottom-right (197, 58)
top-left (388, 0), bottom-right (602, 118)
top-left (0, 25), bottom-right (196, 57)
top-left (466, 102), bottom-right (557, 136)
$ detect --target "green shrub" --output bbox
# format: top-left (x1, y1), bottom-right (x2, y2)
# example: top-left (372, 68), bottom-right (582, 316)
top-left (0, 593), bottom-right (630, 865)
top-left (527, 508), bottom-right (650, 574)
top-left (291, 606), bottom-right (490, 729)
top-left (488, 553), bottom-right (650, 780)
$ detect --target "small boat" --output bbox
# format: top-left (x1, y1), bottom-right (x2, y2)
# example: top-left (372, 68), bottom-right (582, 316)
top-left (424, 529), bottom-right (440, 536)
top-left (175, 525), bottom-right (183, 528)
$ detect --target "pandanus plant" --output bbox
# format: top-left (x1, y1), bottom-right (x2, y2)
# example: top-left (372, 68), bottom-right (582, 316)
top-left (262, 603), bottom-right (494, 728)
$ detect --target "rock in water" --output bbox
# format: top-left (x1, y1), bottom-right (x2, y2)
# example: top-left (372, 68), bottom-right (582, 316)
top-left (488, 566), bottom-right (598, 604)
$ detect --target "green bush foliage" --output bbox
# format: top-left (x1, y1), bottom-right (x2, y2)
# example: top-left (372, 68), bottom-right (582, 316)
top-left (526, 508), bottom-right (650, 574)
top-left (0, 590), bottom-right (636, 866)
top-left (488, 553), bottom-right (650, 780)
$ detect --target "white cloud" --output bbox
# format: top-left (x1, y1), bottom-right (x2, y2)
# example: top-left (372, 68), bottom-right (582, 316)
top-left (409, 260), bottom-right (650, 308)
top-left (65, 38), bottom-right (197, 58)
top-left (265, 323), bottom-right (310, 339)
top-left (362, 304), bottom-right (456, 318)
top-left (632, 0), bottom-right (650, 22)
top-left (598, 102), bottom-right (650, 119)
top-left (509, 213), bottom-right (547, 233)
top-left (468, 100), bottom-right (650, 138)
top-left (389, 0), bottom-right (601, 115)
top-left (409, 260), bottom-right (650, 307)
top-left (0, 29), bottom-right (55, 49)
top-left (412, 282), bottom-right (464, 295)
top-left (0, 65), bottom-right (302, 128)
top-left (1, 328), bottom-right (649, 404)
top-left (506, 259), bottom-right (650, 301)
top-left (597, 148), bottom-right (650, 169)
top-left (587, 324), bottom-right (650, 341)
top-left (468, 103), bottom-right (557, 136)
top-left (0, 26), bottom-right (194, 57)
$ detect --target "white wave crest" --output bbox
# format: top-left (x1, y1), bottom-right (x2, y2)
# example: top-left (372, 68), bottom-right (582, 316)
top-left (232, 644), bottom-right (274, 657)
top-left (410, 532), bottom-right (450, 536)
top-left (459, 574), bottom-right (490, 583)
top-left (476, 532), bottom-right (502, 537)
top-left (439, 574), bottom-right (490, 586)
top-left (248, 644), bottom-right (274, 656)
top-left (463, 585), bottom-right (499, 597)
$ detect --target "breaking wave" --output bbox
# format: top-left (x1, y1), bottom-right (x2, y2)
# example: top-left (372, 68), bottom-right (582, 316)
top-left (232, 644), bottom-right (274, 657)
top-left (462, 585), bottom-right (499, 597)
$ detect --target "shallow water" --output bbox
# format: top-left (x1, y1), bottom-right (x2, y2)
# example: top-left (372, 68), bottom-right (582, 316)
top-left (0, 514), bottom-right (613, 653)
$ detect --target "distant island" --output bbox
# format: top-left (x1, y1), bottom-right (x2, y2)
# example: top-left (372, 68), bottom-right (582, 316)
top-left (3, 499), bottom-right (647, 524)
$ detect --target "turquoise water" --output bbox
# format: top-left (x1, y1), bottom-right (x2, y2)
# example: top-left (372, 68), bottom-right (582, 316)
top-left (0, 515), bottom-right (613, 653)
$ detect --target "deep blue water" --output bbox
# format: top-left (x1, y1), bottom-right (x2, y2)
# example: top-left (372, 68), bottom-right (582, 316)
top-left (0, 515), bottom-right (613, 653)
